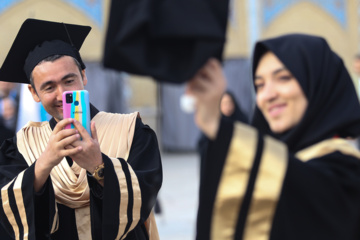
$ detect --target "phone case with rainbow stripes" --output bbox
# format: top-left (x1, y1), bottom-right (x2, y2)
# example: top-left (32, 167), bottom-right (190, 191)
top-left (62, 90), bottom-right (91, 137)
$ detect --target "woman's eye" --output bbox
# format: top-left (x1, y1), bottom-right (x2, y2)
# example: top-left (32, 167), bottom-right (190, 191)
top-left (255, 83), bottom-right (264, 90)
top-left (279, 75), bottom-right (293, 81)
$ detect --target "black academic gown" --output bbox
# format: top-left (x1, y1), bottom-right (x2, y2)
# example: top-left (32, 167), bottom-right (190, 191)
top-left (0, 105), bottom-right (162, 240)
top-left (196, 118), bottom-right (360, 240)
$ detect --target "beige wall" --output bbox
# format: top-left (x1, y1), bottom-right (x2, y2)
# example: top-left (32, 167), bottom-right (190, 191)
top-left (260, 1), bottom-right (359, 75)
top-left (224, 0), bottom-right (250, 58)
top-left (128, 75), bottom-right (159, 132)
top-left (223, 0), bottom-right (360, 75)
top-left (0, 0), bottom-right (112, 63)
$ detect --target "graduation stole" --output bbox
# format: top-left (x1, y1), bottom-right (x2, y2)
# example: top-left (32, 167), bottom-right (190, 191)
top-left (295, 138), bottom-right (360, 162)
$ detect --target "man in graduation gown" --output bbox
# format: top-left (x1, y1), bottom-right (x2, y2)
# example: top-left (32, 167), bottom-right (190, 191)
top-left (0, 18), bottom-right (162, 240)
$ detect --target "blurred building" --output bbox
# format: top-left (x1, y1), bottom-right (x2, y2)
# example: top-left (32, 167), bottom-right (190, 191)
top-left (0, 0), bottom-right (359, 150)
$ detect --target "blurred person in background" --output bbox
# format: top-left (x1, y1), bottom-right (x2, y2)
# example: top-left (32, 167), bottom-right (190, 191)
top-left (0, 81), bottom-right (19, 132)
top-left (188, 34), bottom-right (360, 239)
top-left (220, 91), bottom-right (246, 121)
top-left (0, 81), bottom-right (17, 100)
top-left (352, 53), bottom-right (360, 97)
top-left (1, 97), bottom-right (17, 132)
top-left (350, 54), bottom-right (360, 149)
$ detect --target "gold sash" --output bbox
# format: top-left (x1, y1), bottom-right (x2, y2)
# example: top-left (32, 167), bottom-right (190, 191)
top-left (296, 138), bottom-right (360, 162)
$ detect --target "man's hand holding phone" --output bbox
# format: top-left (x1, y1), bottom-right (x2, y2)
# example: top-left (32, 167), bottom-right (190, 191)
top-left (61, 90), bottom-right (102, 175)
top-left (66, 120), bottom-right (103, 174)
top-left (34, 118), bottom-right (82, 192)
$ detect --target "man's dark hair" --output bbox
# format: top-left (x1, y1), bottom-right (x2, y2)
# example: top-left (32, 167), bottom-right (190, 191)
top-left (29, 55), bottom-right (83, 91)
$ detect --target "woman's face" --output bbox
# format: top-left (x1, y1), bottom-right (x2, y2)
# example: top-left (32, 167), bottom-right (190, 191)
top-left (220, 93), bottom-right (235, 117)
top-left (254, 51), bottom-right (308, 134)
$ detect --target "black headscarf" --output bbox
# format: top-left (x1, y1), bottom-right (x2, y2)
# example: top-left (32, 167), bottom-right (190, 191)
top-left (251, 34), bottom-right (360, 152)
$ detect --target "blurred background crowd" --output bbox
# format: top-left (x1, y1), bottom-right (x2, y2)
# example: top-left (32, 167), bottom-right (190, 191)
top-left (1, 0), bottom-right (360, 239)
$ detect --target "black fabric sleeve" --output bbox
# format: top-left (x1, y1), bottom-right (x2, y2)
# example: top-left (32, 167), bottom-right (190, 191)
top-left (34, 176), bottom-right (56, 239)
top-left (100, 118), bottom-right (162, 240)
top-left (87, 153), bottom-right (107, 200)
top-left (0, 137), bottom-right (30, 239)
top-left (0, 137), bottom-right (56, 240)
top-left (126, 119), bottom-right (162, 221)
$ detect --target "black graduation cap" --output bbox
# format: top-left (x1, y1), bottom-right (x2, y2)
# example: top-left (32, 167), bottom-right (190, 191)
top-left (103, 0), bottom-right (229, 83)
top-left (0, 18), bottom-right (91, 84)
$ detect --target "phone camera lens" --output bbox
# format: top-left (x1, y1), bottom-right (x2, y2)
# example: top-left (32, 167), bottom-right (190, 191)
top-left (66, 93), bottom-right (73, 103)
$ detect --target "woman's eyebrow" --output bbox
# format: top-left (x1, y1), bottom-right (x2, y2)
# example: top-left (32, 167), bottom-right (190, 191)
top-left (272, 67), bottom-right (288, 75)
top-left (254, 67), bottom-right (288, 80)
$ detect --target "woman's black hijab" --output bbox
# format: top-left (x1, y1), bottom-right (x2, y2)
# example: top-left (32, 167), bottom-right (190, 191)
top-left (251, 34), bottom-right (360, 152)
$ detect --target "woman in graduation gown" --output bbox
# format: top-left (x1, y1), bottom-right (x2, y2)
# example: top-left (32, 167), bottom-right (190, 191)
top-left (188, 34), bottom-right (360, 239)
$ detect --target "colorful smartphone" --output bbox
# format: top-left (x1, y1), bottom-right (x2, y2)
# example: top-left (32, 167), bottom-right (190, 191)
top-left (62, 90), bottom-right (91, 137)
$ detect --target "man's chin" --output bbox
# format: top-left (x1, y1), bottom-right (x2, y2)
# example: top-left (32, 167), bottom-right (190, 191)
top-left (53, 114), bottom-right (64, 122)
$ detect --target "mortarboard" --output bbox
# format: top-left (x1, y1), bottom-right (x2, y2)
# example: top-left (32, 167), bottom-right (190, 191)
top-left (0, 18), bottom-right (91, 84)
top-left (103, 0), bottom-right (229, 83)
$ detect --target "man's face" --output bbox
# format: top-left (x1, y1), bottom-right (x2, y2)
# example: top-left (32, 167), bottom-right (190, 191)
top-left (28, 56), bottom-right (88, 122)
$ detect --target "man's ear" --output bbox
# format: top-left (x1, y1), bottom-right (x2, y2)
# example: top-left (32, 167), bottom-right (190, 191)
top-left (81, 69), bottom-right (88, 86)
top-left (28, 84), bottom-right (40, 103)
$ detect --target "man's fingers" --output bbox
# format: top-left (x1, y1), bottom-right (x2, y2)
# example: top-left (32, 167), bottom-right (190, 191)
top-left (53, 118), bottom-right (74, 134)
top-left (73, 120), bottom-right (90, 139)
top-left (59, 133), bottom-right (81, 148)
top-left (62, 147), bottom-right (82, 157)
top-left (54, 128), bottom-right (78, 143)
